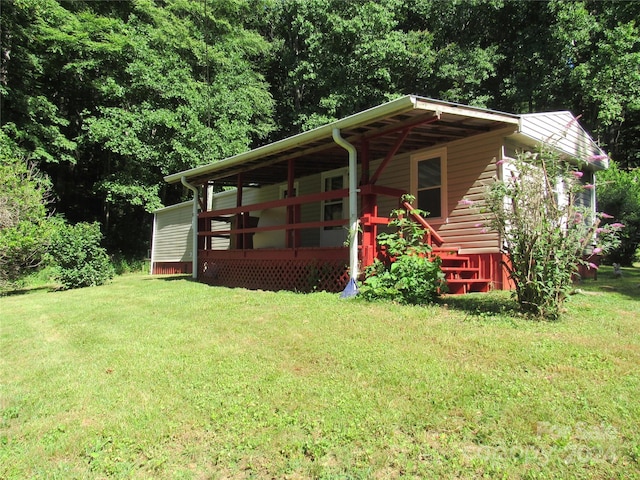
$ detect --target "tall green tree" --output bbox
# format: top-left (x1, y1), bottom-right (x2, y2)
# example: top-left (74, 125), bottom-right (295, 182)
top-left (259, 0), bottom-right (435, 135)
top-left (549, 0), bottom-right (640, 169)
top-left (1, 0), bottom-right (274, 255)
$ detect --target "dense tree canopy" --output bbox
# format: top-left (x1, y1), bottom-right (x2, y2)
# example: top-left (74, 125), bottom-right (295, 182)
top-left (1, 0), bottom-right (274, 254)
top-left (1, 0), bottom-right (639, 257)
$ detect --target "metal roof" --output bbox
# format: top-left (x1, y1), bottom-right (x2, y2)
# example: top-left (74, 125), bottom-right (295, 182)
top-left (165, 95), bottom-right (521, 187)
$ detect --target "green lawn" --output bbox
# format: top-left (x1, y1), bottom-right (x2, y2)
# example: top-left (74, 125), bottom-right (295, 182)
top-left (1, 267), bottom-right (639, 479)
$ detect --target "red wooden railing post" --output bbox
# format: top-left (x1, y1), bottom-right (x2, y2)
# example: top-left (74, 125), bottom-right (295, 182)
top-left (401, 200), bottom-right (444, 247)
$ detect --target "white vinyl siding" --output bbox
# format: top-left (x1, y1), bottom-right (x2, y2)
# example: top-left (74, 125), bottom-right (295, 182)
top-left (152, 202), bottom-right (193, 263)
top-left (519, 112), bottom-right (606, 166)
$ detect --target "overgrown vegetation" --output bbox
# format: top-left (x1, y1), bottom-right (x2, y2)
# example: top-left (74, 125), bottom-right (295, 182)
top-left (1, 268), bottom-right (638, 478)
top-left (596, 162), bottom-right (640, 265)
top-left (0, 132), bottom-right (53, 289)
top-left (0, 128), bottom-right (117, 293)
top-left (482, 147), bottom-right (622, 320)
top-left (360, 196), bottom-right (445, 304)
top-left (48, 222), bottom-right (115, 290)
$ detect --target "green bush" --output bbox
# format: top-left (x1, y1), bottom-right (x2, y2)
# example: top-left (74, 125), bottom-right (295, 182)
top-left (360, 196), bottom-right (446, 305)
top-left (0, 133), bottom-right (53, 289)
top-left (596, 163), bottom-right (640, 265)
top-left (361, 254), bottom-right (444, 305)
top-left (49, 222), bottom-right (115, 289)
top-left (0, 221), bottom-right (47, 289)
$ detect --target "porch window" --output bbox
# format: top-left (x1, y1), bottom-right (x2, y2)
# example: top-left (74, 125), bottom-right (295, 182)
top-left (413, 148), bottom-right (446, 219)
top-left (319, 169), bottom-right (348, 247)
top-left (322, 172), bottom-right (345, 230)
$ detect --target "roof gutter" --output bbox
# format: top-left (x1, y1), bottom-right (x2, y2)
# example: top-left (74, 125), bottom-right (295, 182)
top-left (165, 96), bottom-right (418, 184)
top-left (181, 176), bottom-right (199, 279)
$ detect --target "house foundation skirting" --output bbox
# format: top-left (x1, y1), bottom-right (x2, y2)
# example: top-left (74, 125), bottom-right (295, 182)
top-left (198, 249), bottom-right (350, 292)
top-left (194, 250), bottom-right (512, 294)
top-left (152, 262), bottom-right (192, 275)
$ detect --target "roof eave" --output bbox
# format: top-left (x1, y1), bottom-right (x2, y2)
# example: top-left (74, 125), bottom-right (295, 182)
top-left (509, 131), bottom-right (609, 171)
top-left (165, 95), bottom-right (420, 184)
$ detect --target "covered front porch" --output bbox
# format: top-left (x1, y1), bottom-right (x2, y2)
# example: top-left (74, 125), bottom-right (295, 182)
top-left (164, 96), bottom-right (520, 293)
top-left (195, 183), bottom-right (501, 293)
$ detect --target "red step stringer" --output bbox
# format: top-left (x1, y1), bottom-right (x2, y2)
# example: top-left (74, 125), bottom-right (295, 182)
top-left (432, 248), bottom-right (492, 294)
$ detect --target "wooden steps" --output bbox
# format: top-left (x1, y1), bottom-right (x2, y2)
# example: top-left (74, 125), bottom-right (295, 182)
top-left (435, 250), bottom-right (492, 294)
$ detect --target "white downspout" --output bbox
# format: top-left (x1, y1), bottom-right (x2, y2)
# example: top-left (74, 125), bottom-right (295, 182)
top-left (332, 128), bottom-right (359, 287)
top-left (150, 212), bottom-right (157, 275)
top-left (181, 176), bottom-right (199, 279)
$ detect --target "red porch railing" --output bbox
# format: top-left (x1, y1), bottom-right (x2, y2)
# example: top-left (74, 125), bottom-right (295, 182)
top-left (194, 185), bottom-right (463, 292)
top-left (198, 188), bottom-right (351, 250)
top-left (401, 200), bottom-right (445, 247)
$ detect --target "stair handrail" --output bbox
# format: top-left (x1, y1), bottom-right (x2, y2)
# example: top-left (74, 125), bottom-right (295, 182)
top-left (401, 201), bottom-right (445, 247)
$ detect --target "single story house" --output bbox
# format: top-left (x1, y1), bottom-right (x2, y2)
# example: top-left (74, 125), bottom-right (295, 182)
top-left (151, 95), bottom-right (607, 294)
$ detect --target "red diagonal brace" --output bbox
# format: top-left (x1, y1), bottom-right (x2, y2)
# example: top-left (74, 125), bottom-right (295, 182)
top-left (369, 115), bottom-right (440, 185)
top-left (369, 128), bottom-right (411, 185)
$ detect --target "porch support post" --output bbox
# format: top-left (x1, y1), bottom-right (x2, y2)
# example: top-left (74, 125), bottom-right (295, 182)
top-left (201, 184), bottom-right (209, 251)
top-left (287, 159), bottom-right (297, 248)
top-left (181, 176), bottom-right (199, 279)
top-left (236, 174), bottom-right (244, 249)
top-left (360, 139), bottom-right (370, 185)
top-left (332, 128), bottom-right (359, 296)
top-left (360, 140), bottom-right (376, 268)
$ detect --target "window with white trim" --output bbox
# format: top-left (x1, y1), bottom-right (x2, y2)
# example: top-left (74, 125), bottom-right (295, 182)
top-left (321, 171), bottom-right (346, 230)
top-left (412, 148), bottom-right (447, 219)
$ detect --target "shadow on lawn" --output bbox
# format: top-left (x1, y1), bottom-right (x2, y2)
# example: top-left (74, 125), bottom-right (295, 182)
top-left (144, 274), bottom-right (193, 282)
top-left (440, 265), bottom-right (640, 320)
top-left (438, 292), bottom-right (522, 319)
top-left (1, 285), bottom-right (55, 296)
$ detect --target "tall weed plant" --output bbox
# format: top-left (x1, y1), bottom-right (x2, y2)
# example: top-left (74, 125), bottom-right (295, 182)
top-left (482, 147), bottom-right (622, 319)
top-left (360, 195), bottom-right (446, 304)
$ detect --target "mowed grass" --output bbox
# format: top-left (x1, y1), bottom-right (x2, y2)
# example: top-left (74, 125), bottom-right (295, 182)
top-left (1, 267), bottom-right (639, 479)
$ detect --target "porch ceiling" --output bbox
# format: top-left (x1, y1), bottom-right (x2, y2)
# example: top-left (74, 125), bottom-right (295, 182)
top-left (166, 96), bottom-right (520, 187)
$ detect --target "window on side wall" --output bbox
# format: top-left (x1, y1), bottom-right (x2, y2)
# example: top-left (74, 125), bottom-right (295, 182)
top-left (412, 148), bottom-right (447, 219)
top-left (321, 170), bottom-right (347, 230)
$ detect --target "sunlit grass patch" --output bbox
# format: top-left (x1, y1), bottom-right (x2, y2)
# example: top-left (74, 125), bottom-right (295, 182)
top-left (1, 270), bottom-right (638, 478)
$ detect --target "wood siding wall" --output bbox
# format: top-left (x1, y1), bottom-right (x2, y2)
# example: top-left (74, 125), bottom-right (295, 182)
top-left (373, 127), bottom-right (515, 254)
top-left (439, 130), bottom-right (506, 254)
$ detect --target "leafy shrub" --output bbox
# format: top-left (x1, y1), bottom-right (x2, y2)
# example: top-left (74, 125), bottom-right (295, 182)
top-left (361, 254), bottom-right (444, 305)
top-left (49, 222), bottom-right (115, 289)
top-left (0, 220), bottom-right (50, 289)
top-left (360, 196), bottom-right (446, 305)
top-left (596, 163), bottom-right (640, 265)
top-left (482, 147), bottom-right (622, 320)
top-left (0, 133), bottom-right (53, 289)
